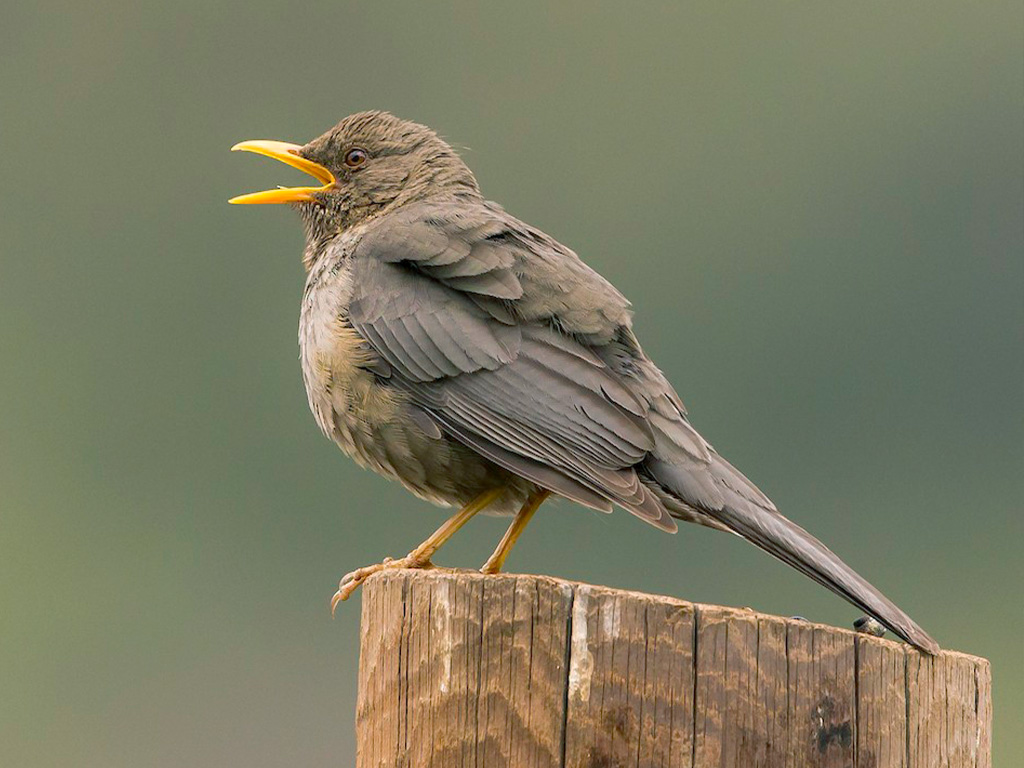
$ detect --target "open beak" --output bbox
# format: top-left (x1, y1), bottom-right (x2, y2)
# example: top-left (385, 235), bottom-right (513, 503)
top-left (229, 140), bottom-right (335, 204)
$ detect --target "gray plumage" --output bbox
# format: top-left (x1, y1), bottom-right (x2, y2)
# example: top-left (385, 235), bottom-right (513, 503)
top-left (248, 111), bottom-right (937, 653)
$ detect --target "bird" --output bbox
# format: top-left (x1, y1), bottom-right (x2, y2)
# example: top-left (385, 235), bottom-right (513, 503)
top-left (230, 111), bottom-right (938, 653)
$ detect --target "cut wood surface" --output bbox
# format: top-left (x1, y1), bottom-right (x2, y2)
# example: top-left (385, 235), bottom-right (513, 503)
top-left (355, 570), bottom-right (991, 768)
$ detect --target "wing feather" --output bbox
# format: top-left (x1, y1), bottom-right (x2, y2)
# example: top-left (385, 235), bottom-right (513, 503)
top-left (348, 217), bottom-right (671, 528)
top-left (338, 197), bottom-right (936, 649)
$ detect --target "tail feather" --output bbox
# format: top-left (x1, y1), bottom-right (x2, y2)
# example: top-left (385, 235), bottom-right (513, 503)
top-left (646, 453), bottom-right (939, 653)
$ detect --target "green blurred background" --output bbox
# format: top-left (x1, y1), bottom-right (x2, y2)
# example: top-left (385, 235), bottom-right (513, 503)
top-left (1, 1), bottom-right (1020, 765)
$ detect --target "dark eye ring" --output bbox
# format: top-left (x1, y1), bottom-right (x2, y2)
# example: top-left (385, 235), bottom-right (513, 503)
top-left (344, 148), bottom-right (368, 168)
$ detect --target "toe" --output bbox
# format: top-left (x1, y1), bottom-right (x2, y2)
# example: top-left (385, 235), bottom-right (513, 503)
top-left (330, 555), bottom-right (436, 615)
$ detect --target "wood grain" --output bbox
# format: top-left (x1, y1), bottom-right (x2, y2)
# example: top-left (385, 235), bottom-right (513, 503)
top-left (562, 585), bottom-right (695, 767)
top-left (354, 570), bottom-right (991, 768)
top-left (855, 636), bottom-right (907, 768)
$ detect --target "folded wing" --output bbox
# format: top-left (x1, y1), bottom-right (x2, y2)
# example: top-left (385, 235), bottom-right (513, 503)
top-left (346, 199), bottom-right (938, 652)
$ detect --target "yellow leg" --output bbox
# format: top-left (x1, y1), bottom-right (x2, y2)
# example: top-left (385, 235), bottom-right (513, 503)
top-left (331, 487), bottom-right (504, 611)
top-left (480, 489), bottom-right (551, 574)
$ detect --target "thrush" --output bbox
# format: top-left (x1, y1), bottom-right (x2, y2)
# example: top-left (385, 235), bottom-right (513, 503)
top-left (231, 111), bottom-right (938, 653)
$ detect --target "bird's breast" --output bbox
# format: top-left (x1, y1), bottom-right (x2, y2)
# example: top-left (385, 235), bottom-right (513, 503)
top-left (299, 267), bottom-right (402, 455)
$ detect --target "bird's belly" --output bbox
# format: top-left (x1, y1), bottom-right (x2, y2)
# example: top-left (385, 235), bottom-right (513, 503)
top-left (300, 310), bottom-right (526, 512)
top-left (301, 317), bottom-right (416, 476)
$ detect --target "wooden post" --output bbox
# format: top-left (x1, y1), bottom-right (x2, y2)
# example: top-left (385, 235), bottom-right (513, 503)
top-left (355, 570), bottom-right (991, 768)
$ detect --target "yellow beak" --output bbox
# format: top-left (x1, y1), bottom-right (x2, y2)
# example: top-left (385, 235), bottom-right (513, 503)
top-left (229, 140), bottom-right (335, 204)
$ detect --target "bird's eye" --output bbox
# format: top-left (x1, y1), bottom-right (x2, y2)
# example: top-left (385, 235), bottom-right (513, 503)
top-left (344, 148), bottom-right (368, 168)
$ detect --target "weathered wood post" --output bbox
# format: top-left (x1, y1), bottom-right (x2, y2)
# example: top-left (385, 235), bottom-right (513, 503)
top-left (355, 570), bottom-right (991, 768)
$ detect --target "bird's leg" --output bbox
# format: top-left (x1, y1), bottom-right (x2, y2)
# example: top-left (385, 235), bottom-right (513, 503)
top-left (332, 487), bottom-right (504, 610)
top-left (480, 489), bottom-right (551, 574)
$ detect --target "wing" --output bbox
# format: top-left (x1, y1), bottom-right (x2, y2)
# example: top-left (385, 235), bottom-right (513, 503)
top-left (346, 199), bottom-right (940, 652)
top-left (348, 201), bottom-right (677, 530)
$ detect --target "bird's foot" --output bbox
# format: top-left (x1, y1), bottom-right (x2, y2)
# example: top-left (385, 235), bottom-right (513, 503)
top-left (331, 555), bottom-right (433, 613)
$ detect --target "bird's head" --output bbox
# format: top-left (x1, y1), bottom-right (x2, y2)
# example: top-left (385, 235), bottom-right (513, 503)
top-left (231, 111), bottom-right (479, 249)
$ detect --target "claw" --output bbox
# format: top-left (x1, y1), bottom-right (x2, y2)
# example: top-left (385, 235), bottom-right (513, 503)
top-left (330, 588), bottom-right (345, 616)
top-left (329, 555), bottom-right (433, 615)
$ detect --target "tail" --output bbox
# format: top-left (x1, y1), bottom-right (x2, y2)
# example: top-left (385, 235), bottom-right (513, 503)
top-left (645, 453), bottom-right (939, 653)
